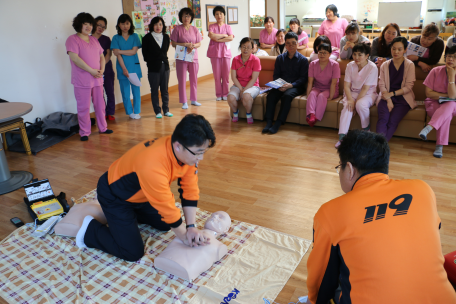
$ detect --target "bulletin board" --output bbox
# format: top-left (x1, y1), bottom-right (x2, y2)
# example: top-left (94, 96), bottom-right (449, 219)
top-left (227, 6), bottom-right (238, 25)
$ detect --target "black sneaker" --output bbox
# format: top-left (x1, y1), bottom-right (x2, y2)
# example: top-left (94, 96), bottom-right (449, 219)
top-left (101, 129), bottom-right (113, 134)
top-left (80, 136), bottom-right (89, 141)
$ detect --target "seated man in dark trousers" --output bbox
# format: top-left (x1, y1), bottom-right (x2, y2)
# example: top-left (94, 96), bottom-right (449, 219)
top-left (306, 130), bottom-right (456, 304)
top-left (263, 31), bottom-right (308, 134)
top-left (75, 114), bottom-right (216, 262)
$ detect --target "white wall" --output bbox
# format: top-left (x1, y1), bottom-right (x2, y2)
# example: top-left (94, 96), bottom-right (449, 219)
top-left (284, 0), bottom-right (358, 21)
top-left (0, 0), bottom-right (249, 122)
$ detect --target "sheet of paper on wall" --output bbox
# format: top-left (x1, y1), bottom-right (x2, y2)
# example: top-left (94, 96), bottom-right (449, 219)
top-left (208, 9), bottom-right (216, 22)
top-left (233, 9), bottom-right (237, 22)
top-left (128, 73), bottom-right (142, 87)
top-left (406, 42), bottom-right (428, 57)
top-left (228, 9), bottom-right (234, 22)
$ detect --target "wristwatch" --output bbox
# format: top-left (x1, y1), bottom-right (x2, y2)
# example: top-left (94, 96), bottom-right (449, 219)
top-left (186, 224), bottom-right (195, 229)
top-left (393, 91), bottom-right (396, 96)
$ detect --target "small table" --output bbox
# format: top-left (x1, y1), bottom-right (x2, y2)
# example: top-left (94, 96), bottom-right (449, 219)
top-left (0, 102), bottom-right (33, 195)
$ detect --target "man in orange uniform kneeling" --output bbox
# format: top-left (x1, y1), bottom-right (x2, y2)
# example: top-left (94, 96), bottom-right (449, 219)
top-left (307, 130), bottom-right (456, 304)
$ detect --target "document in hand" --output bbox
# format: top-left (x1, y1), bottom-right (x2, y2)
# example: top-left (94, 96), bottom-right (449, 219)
top-left (265, 78), bottom-right (288, 89)
top-left (175, 45), bottom-right (196, 62)
top-left (439, 97), bottom-right (456, 104)
top-left (406, 42), bottom-right (428, 57)
top-left (128, 73), bottom-right (142, 87)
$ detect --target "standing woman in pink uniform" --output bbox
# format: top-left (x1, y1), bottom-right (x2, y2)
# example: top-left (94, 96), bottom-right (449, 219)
top-left (207, 6), bottom-right (234, 101)
top-left (65, 12), bottom-right (112, 141)
top-left (317, 4), bottom-right (348, 49)
top-left (288, 18), bottom-right (308, 50)
top-left (259, 17), bottom-right (278, 49)
top-left (171, 8), bottom-right (203, 109)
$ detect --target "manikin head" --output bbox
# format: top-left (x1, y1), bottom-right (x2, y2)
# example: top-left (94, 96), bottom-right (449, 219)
top-left (204, 211), bottom-right (231, 234)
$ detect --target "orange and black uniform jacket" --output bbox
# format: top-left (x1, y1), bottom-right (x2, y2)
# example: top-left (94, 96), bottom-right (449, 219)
top-left (307, 173), bottom-right (456, 304)
top-left (107, 135), bottom-right (199, 228)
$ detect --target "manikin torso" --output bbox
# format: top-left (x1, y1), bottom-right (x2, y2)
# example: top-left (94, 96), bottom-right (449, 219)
top-left (154, 211), bottom-right (231, 281)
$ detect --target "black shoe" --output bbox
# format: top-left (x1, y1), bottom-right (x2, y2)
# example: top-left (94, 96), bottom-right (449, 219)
top-left (80, 136), bottom-right (89, 141)
top-left (101, 129), bottom-right (113, 134)
top-left (262, 121), bottom-right (273, 134)
top-left (269, 121), bottom-right (282, 134)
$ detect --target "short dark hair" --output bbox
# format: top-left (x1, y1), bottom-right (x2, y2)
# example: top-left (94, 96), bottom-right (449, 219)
top-left (337, 130), bottom-right (389, 175)
top-left (390, 36), bottom-right (407, 50)
top-left (313, 35), bottom-right (331, 53)
top-left (238, 37), bottom-right (254, 50)
top-left (92, 16), bottom-right (107, 34)
top-left (274, 29), bottom-right (287, 48)
top-left (179, 7), bottom-right (194, 23)
top-left (116, 14), bottom-right (134, 35)
top-left (285, 31), bottom-right (298, 42)
top-left (149, 16), bottom-right (167, 34)
top-left (264, 16), bottom-right (275, 25)
top-left (447, 45), bottom-right (456, 56)
top-left (172, 114), bottom-right (216, 148)
top-left (325, 4), bottom-right (339, 18)
top-left (288, 18), bottom-right (302, 35)
top-left (317, 43), bottom-right (332, 53)
top-left (345, 22), bottom-right (360, 35)
top-left (252, 39), bottom-right (260, 46)
top-left (72, 12), bottom-right (95, 33)
top-left (422, 22), bottom-right (439, 37)
top-left (352, 42), bottom-right (371, 55)
top-left (213, 5), bottom-right (225, 16)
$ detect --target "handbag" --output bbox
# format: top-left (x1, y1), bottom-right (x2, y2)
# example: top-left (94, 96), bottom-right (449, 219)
top-left (5, 118), bottom-right (43, 146)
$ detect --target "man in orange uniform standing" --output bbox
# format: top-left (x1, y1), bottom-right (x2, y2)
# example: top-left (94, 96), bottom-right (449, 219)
top-left (307, 130), bottom-right (456, 304)
top-left (75, 114), bottom-right (216, 262)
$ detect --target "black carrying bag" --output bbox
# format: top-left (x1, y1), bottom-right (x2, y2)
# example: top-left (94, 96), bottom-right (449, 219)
top-left (5, 118), bottom-right (43, 146)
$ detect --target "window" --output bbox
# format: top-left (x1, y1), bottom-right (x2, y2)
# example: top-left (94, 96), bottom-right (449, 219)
top-left (250, 0), bottom-right (265, 27)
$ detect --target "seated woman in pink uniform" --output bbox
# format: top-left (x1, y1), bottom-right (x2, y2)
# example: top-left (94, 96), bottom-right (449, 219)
top-left (376, 37), bottom-right (416, 142)
top-left (317, 4), bottom-right (348, 49)
top-left (309, 35), bottom-right (340, 62)
top-left (419, 46), bottom-right (456, 158)
top-left (306, 43), bottom-right (340, 127)
top-left (227, 38), bottom-right (261, 124)
top-left (288, 18), bottom-right (308, 50)
top-left (171, 8), bottom-right (203, 109)
top-left (65, 12), bottom-right (112, 141)
top-left (259, 16), bottom-right (278, 49)
top-left (336, 43), bottom-right (378, 147)
top-left (207, 6), bottom-right (234, 101)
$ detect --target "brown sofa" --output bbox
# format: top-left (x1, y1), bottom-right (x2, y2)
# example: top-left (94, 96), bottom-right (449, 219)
top-left (234, 49), bottom-right (456, 143)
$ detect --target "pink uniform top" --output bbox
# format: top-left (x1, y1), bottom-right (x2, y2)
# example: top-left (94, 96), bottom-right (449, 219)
top-left (259, 28), bottom-right (278, 45)
top-left (318, 18), bottom-right (349, 48)
top-left (309, 59), bottom-right (340, 91)
top-left (344, 60), bottom-right (378, 95)
top-left (207, 23), bottom-right (233, 58)
top-left (65, 34), bottom-right (103, 88)
top-left (170, 25), bottom-right (203, 62)
top-left (297, 31), bottom-right (309, 46)
top-left (231, 54), bottom-right (262, 87)
top-left (423, 66), bottom-right (452, 100)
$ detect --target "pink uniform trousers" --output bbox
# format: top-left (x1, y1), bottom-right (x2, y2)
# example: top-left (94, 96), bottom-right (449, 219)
top-left (74, 85), bottom-right (107, 137)
top-left (425, 99), bottom-right (456, 145)
top-left (176, 60), bottom-right (199, 103)
top-left (210, 58), bottom-right (231, 98)
top-left (306, 88), bottom-right (339, 121)
top-left (338, 91), bottom-right (377, 135)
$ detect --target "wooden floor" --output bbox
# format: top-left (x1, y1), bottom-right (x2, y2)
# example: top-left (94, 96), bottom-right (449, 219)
top-left (1, 77), bottom-right (456, 304)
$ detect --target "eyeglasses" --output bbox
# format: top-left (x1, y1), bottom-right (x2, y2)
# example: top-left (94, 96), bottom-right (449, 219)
top-left (335, 164), bottom-right (345, 174)
top-left (447, 55), bottom-right (456, 60)
top-left (241, 46), bottom-right (252, 50)
top-left (318, 51), bottom-right (329, 55)
top-left (181, 143), bottom-right (207, 156)
top-left (285, 42), bottom-right (297, 46)
top-left (97, 24), bottom-right (107, 29)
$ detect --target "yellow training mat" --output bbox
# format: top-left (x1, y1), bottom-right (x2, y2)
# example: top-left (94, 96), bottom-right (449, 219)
top-left (0, 189), bottom-right (310, 304)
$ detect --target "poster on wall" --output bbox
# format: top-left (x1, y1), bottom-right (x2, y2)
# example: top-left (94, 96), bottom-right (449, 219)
top-left (193, 0), bottom-right (201, 18)
top-left (132, 11), bottom-right (144, 29)
top-left (134, 0), bottom-right (141, 11)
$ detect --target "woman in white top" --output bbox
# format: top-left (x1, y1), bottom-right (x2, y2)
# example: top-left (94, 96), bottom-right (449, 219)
top-left (270, 29), bottom-right (286, 56)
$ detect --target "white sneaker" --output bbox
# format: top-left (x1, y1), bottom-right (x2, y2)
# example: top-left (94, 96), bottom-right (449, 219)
top-left (156, 113), bottom-right (163, 118)
top-left (134, 114), bottom-right (141, 119)
top-left (164, 112), bottom-right (173, 117)
top-left (216, 97), bottom-right (222, 101)
top-left (222, 96), bottom-right (227, 101)
top-left (129, 113), bottom-right (136, 119)
top-left (191, 101), bottom-right (201, 106)
top-left (182, 102), bottom-right (188, 109)
top-left (76, 215), bottom-right (94, 248)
